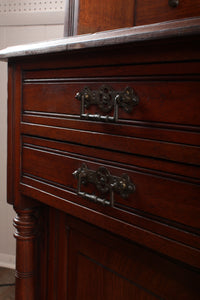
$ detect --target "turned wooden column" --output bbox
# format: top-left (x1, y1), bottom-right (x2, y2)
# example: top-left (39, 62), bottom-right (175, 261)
top-left (13, 209), bottom-right (38, 300)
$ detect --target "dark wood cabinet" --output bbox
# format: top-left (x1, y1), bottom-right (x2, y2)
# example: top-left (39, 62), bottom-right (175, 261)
top-left (0, 6), bottom-right (200, 300)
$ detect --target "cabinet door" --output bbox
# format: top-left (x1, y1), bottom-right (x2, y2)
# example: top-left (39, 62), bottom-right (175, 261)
top-left (42, 208), bottom-right (200, 299)
top-left (66, 217), bottom-right (200, 300)
top-left (67, 221), bottom-right (157, 299)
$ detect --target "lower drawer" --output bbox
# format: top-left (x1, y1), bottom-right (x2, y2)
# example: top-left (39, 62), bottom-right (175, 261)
top-left (21, 136), bottom-right (200, 230)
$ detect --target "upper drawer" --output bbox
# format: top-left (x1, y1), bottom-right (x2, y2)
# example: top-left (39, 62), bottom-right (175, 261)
top-left (22, 79), bottom-right (200, 127)
top-left (136, 0), bottom-right (200, 25)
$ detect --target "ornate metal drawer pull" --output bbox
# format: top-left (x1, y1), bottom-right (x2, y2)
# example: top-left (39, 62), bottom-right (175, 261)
top-left (75, 85), bottom-right (139, 122)
top-left (73, 163), bottom-right (135, 207)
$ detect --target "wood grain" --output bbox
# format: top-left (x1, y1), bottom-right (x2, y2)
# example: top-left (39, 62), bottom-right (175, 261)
top-left (21, 141), bottom-right (200, 229)
top-left (13, 209), bottom-right (38, 300)
top-left (136, 0), bottom-right (200, 25)
top-left (67, 215), bottom-right (200, 300)
top-left (22, 79), bottom-right (200, 126)
top-left (77, 0), bottom-right (135, 34)
top-left (4, 8), bottom-right (200, 300)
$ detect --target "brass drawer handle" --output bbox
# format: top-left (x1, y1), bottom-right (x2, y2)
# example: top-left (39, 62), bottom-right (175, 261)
top-left (73, 163), bottom-right (135, 207)
top-left (75, 85), bottom-right (139, 122)
top-left (168, 0), bottom-right (179, 8)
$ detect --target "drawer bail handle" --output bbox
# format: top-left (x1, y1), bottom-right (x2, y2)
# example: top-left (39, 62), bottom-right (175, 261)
top-left (75, 85), bottom-right (139, 122)
top-left (73, 163), bottom-right (135, 207)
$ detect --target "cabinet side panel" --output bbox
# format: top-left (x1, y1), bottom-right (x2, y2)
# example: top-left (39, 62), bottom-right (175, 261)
top-left (7, 63), bottom-right (22, 206)
top-left (7, 63), bottom-right (15, 204)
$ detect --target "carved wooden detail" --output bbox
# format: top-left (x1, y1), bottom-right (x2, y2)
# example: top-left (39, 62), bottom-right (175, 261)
top-left (13, 208), bottom-right (38, 300)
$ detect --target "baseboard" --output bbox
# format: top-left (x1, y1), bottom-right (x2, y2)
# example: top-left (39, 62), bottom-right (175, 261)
top-left (0, 253), bottom-right (15, 269)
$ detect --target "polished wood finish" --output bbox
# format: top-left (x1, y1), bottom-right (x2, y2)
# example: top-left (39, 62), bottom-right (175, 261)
top-left (77, 0), bottom-right (135, 34)
top-left (64, 0), bottom-right (135, 36)
top-left (13, 209), bottom-right (38, 300)
top-left (21, 137), bottom-right (200, 229)
top-left (22, 75), bottom-right (200, 126)
top-left (136, 0), bottom-right (200, 26)
top-left (66, 216), bottom-right (200, 300)
top-left (34, 208), bottom-right (200, 300)
top-left (1, 10), bottom-right (200, 300)
top-left (64, 0), bottom-right (200, 35)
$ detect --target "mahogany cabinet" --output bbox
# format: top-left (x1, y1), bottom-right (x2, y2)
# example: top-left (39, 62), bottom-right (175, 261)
top-left (0, 15), bottom-right (200, 300)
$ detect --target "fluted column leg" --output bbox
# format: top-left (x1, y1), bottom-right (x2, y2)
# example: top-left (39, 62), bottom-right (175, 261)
top-left (13, 208), bottom-right (37, 300)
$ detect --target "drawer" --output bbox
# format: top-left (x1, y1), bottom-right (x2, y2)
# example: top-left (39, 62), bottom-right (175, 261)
top-left (22, 79), bottom-right (200, 127)
top-left (21, 137), bottom-right (200, 230)
top-left (136, 0), bottom-right (200, 25)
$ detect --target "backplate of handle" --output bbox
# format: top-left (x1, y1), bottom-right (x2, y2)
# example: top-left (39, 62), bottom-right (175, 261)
top-left (73, 163), bottom-right (135, 207)
top-left (75, 85), bottom-right (139, 122)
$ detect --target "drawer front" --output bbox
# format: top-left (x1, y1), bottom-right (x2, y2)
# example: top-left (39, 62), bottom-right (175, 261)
top-left (21, 122), bottom-right (200, 169)
top-left (21, 137), bottom-right (200, 230)
top-left (136, 0), bottom-right (200, 25)
top-left (22, 79), bottom-right (200, 126)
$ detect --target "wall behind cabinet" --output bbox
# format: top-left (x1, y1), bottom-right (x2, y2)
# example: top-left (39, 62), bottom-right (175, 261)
top-left (0, 0), bottom-right (65, 268)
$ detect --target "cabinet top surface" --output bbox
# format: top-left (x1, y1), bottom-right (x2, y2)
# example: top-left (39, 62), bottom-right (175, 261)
top-left (0, 17), bottom-right (200, 61)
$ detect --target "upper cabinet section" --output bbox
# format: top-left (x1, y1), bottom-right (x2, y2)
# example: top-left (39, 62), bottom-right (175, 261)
top-left (64, 0), bottom-right (200, 36)
top-left (65, 0), bottom-right (135, 36)
top-left (78, 0), bottom-right (135, 34)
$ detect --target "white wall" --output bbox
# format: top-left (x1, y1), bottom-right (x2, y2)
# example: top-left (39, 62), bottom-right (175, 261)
top-left (0, 5), bottom-right (65, 268)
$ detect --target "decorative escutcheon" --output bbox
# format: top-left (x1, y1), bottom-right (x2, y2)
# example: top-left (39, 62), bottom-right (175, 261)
top-left (75, 85), bottom-right (139, 122)
top-left (73, 163), bottom-right (135, 207)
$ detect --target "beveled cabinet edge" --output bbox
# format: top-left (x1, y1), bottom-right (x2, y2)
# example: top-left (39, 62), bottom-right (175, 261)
top-left (0, 17), bottom-right (200, 61)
